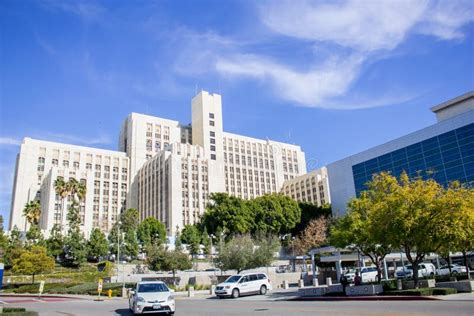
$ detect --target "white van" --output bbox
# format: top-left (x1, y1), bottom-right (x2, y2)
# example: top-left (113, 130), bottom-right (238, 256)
top-left (215, 272), bottom-right (272, 298)
top-left (395, 263), bottom-right (436, 279)
top-left (360, 267), bottom-right (378, 283)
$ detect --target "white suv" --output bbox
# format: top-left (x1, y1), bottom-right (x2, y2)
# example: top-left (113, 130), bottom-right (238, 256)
top-left (360, 267), bottom-right (378, 283)
top-left (215, 273), bottom-right (272, 298)
top-left (395, 263), bottom-right (436, 279)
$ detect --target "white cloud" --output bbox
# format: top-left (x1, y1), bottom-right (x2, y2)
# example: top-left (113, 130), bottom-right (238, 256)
top-left (260, 0), bottom-right (428, 52)
top-left (212, 0), bottom-right (474, 108)
top-left (217, 53), bottom-right (365, 107)
top-left (0, 137), bottom-right (21, 146)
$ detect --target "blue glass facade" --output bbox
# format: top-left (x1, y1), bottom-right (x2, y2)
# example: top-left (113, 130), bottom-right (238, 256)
top-left (352, 123), bottom-right (474, 196)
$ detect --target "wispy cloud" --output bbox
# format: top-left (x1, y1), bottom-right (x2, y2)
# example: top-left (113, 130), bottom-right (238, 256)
top-left (40, 0), bottom-right (104, 21)
top-left (210, 0), bottom-right (474, 109)
top-left (0, 137), bottom-right (21, 146)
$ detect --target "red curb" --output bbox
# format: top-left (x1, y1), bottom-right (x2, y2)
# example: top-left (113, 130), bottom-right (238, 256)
top-left (0, 294), bottom-right (86, 300)
top-left (290, 295), bottom-right (439, 301)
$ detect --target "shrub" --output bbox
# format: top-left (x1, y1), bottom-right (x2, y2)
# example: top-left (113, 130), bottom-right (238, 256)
top-left (385, 287), bottom-right (457, 296)
top-left (381, 279), bottom-right (398, 291)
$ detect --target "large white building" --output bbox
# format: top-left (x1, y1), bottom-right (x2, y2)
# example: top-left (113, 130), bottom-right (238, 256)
top-left (10, 91), bottom-right (314, 236)
top-left (9, 138), bottom-right (129, 236)
top-left (280, 167), bottom-right (330, 206)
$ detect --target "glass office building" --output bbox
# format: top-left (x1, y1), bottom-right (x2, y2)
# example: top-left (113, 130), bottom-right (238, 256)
top-left (327, 91), bottom-right (474, 216)
top-left (352, 123), bottom-right (474, 196)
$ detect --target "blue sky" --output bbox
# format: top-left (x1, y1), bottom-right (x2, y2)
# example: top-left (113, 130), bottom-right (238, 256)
top-left (1, 0), bottom-right (473, 225)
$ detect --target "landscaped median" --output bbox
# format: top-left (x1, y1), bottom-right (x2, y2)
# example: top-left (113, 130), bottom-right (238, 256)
top-left (0, 307), bottom-right (38, 316)
top-left (2, 282), bottom-right (135, 297)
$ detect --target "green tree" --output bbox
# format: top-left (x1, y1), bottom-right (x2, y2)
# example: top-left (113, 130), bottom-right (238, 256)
top-left (123, 229), bottom-right (139, 258)
top-left (3, 225), bottom-right (25, 268)
top-left (12, 245), bottom-right (55, 283)
top-left (63, 229), bottom-right (87, 266)
top-left (180, 225), bottom-right (201, 258)
top-left (251, 194), bottom-right (301, 235)
top-left (330, 182), bottom-right (392, 284)
top-left (54, 177), bottom-right (70, 228)
top-left (216, 235), bottom-right (278, 273)
top-left (201, 193), bottom-right (254, 236)
top-left (368, 172), bottom-right (456, 288)
top-left (25, 225), bottom-right (45, 248)
top-left (87, 228), bottom-right (109, 261)
top-left (120, 208), bottom-right (139, 233)
top-left (0, 215), bottom-right (7, 258)
top-left (137, 217), bottom-right (167, 249)
top-left (146, 246), bottom-right (192, 277)
top-left (201, 227), bottom-right (211, 256)
top-left (436, 181), bottom-right (474, 278)
top-left (174, 227), bottom-right (182, 251)
top-left (108, 222), bottom-right (122, 256)
top-left (22, 200), bottom-right (41, 230)
top-left (46, 224), bottom-right (64, 259)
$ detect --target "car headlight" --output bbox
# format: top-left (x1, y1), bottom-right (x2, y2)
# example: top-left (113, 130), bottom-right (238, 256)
top-left (225, 286), bottom-right (231, 289)
top-left (167, 295), bottom-right (174, 301)
top-left (137, 296), bottom-right (145, 302)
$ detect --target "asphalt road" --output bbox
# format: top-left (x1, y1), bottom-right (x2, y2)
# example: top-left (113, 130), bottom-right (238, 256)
top-left (2, 295), bottom-right (473, 316)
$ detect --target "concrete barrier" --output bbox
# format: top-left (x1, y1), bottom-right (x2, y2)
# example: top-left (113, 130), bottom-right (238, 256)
top-left (326, 277), bottom-right (332, 286)
top-left (345, 284), bottom-right (383, 296)
top-left (402, 279), bottom-right (436, 289)
top-left (436, 280), bottom-right (474, 293)
top-left (209, 285), bottom-right (215, 295)
top-left (298, 279), bottom-right (305, 288)
top-left (188, 286), bottom-right (195, 297)
top-left (298, 284), bottom-right (343, 297)
top-left (282, 280), bottom-right (289, 290)
top-left (312, 278), bottom-right (319, 287)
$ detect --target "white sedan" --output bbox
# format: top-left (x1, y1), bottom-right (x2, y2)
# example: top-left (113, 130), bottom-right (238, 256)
top-left (129, 281), bottom-right (175, 315)
top-left (437, 264), bottom-right (468, 276)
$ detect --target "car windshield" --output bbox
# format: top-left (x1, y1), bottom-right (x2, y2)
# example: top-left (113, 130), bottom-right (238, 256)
top-left (225, 275), bottom-right (242, 283)
top-left (138, 283), bottom-right (169, 293)
top-left (405, 266), bottom-right (413, 270)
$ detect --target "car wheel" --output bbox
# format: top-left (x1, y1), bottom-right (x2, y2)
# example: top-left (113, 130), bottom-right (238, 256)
top-left (231, 288), bottom-right (239, 298)
top-left (260, 285), bottom-right (267, 295)
top-left (452, 271), bottom-right (458, 275)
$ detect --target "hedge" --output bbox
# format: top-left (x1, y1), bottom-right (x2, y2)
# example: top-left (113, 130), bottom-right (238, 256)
top-left (385, 287), bottom-right (457, 296)
top-left (1, 307), bottom-right (38, 316)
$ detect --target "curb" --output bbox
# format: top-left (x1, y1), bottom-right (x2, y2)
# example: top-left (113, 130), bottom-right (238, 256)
top-left (289, 295), bottom-right (440, 301)
top-left (0, 294), bottom-right (88, 300)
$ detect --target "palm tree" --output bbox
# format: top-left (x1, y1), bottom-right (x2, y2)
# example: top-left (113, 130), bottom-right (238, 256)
top-left (23, 200), bottom-right (41, 230)
top-left (54, 177), bottom-right (70, 231)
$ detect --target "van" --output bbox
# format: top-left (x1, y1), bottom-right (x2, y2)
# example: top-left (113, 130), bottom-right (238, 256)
top-left (215, 272), bottom-right (272, 298)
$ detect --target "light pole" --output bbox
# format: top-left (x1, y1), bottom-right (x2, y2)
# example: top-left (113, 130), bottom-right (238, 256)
top-left (210, 234), bottom-right (215, 270)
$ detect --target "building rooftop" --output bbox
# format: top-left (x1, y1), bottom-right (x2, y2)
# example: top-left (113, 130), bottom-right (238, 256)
top-left (430, 90), bottom-right (474, 113)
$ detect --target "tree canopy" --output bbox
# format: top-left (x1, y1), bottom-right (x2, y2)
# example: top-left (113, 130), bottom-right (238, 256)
top-left (12, 245), bottom-right (55, 283)
top-left (137, 217), bottom-right (167, 249)
top-left (180, 224), bottom-right (201, 257)
top-left (87, 228), bottom-right (109, 260)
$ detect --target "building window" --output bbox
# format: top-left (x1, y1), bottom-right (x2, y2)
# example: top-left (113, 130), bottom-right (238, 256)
top-left (211, 154), bottom-right (216, 160)
top-left (210, 131), bottom-right (215, 137)
top-left (210, 145), bottom-right (216, 151)
top-left (209, 113), bottom-right (215, 119)
top-left (209, 120), bottom-right (215, 126)
top-left (210, 138), bottom-right (215, 144)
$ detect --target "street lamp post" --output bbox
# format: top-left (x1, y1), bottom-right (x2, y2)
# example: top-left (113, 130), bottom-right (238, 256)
top-left (210, 234), bottom-right (215, 272)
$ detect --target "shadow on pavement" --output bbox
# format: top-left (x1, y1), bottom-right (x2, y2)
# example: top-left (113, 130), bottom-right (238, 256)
top-left (115, 308), bottom-right (133, 316)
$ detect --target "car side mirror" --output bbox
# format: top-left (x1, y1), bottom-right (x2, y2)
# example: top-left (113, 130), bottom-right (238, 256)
top-left (170, 289), bottom-right (175, 293)
top-left (130, 290), bottom-right (135, 295)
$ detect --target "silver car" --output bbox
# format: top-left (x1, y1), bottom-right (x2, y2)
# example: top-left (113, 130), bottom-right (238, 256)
top-left (129, 281), bottom-right (175, 315)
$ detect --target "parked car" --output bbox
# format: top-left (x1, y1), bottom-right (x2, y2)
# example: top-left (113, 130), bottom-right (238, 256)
top-left (360, 267), bottom-right (378, 283)
top-left (436, 264), bottom-right (468, 276)
top-left (215, 272), bottom-right (272, 298)
top-left (395, 263), bottom-right (436, 279)
top-left (129, 281), bottom-right (175, 315)
top-left (343, 269), bottom-right (357, 283)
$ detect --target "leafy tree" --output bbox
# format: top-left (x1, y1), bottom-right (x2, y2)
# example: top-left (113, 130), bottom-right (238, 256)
top-left (108, 222), bottom-right (123, 256)
top-left (174, 227), bottom-right (182, 251)
top-left (137, 217), bottom-right (167, 249)
top-left (201, 193), bottom-right (254, 236)
top-left (293, 217), bottom-right (329, 255)
top-left (12, 245), bottom-right (55, 283)
top-left (123, 229), bottom-right (139, 258)
top-left (251, 194), bottom-right (301, 235)
top-left (3, 225), bottom-right (25, 268)
top-left (25, 225), bottom-right (45, 248)
top-left (87, 228), bottom-right (109, 261)
top-left (180, 225), bottom-right (201, 258)
top-left (63, 202), bottom-right (87, 266)
top-left (22, 200), bottom-right (41, 230)
top-left (46, 224), bottom-right (64, 259)
top-left (330, 183), bottom-right (392, 284)
top-left (436, 181), bottom-right (474, 278)
top-left (291, 203), bottom-right (331, 236)
top-left (146, 246), bottom-right (192, 277)
top-left (216, 235), bottom-right (278, 273)
top-left (201, 227), bottom-right (211, 256)
top-left (368, 172), bottom-right (456, 288)
top-left (0, 215), bottom-right (7, 258)
top-left (120, 208), bottom-right (139, 233)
